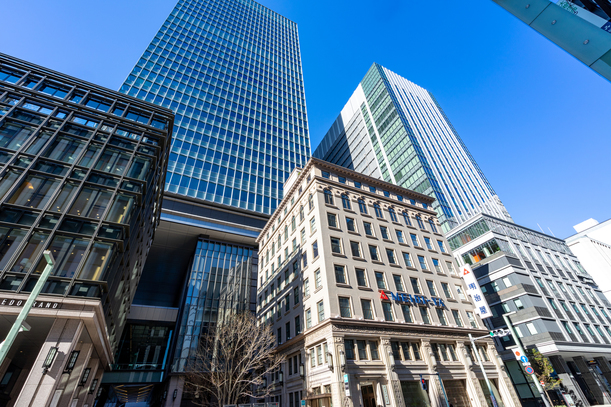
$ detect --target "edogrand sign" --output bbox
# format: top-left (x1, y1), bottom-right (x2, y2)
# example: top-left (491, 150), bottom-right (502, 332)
top-left (380, 291), bottom-right (446, 308)
top-left (0, 298), bottom-right (61, 309)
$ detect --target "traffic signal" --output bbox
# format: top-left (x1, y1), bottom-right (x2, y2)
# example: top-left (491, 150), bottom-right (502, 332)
top-left (489, 329), bottom-right (510, 338)
top-left (419, 375), bottom-right (427, 391)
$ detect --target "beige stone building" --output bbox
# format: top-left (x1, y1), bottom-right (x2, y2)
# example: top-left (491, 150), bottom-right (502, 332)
top-left (255, 159), bottom-right (520, 407)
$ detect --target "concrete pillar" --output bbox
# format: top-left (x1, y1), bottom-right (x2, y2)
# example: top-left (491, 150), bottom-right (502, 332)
top-left (14, 319), bottom-right (84, 407)
top-left (74, 357), bottom-right (99, 407)
top-left (163, 375), bottom-right (184, 407)
top-left (548, 356), bottom-right (590, 407)
top-left (455, 341), bottom-right (486, 407)
top-left (573, 356), bottom-right (611, 405)
top-left (380, 337), bottom-right (405, 407)
top-left (55, 343), bottom-right (93, 407)
top-left (421, 340), bottom-right (443, 407)
top-left (330, 336), bottom-right (347, 407)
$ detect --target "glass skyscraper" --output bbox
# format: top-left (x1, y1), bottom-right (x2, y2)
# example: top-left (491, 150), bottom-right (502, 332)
top-left (120, 0), bottom-right (310, 214)
top-left (314, 63), bottom-right (512, 232)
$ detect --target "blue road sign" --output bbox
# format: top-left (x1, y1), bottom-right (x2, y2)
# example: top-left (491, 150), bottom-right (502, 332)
top-left (520, 356), bottom-right (529, 363)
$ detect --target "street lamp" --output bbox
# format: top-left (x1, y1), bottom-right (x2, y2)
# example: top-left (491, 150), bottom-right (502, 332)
top-left (79, 368), bottom-right (91, 386)
top-left (339, 350), bottom-right (346, 371)
top-left (65, 350), bottom-right (80, 372)
top-left (388, 350), bottom-right (396, 370)
top-left (299, 362), bottom-right (305, 378)
top-left (326, 351), bottom-right (333, 371)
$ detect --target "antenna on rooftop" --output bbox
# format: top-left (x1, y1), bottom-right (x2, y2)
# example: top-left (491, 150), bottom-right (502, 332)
top-left (548, 227), bottom-right (556, 237)
top-left (537, 223), bottom-right (545, 234)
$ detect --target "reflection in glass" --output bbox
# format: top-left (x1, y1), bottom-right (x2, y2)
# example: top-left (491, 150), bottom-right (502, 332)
top-left (9, 232), bottom-right (48, 273)
top-left (78, 242), bottom-right (114, 281)
top-left (78, 144), bottom-right (101, 168)
top-left (94, 148), bottom-right (130, 175)
top-left (8, 175), bottom-right (60, 209)
top-left (42, 136), bottom-right (86, 163)
top-left (0, 171), bottom-right (20, 200)
top-left (25, 130), bottom-right (53, 155)
top-left (69, 187), bottom-right (113, 219)
top-left (0, 122), bottom-right (35, 150)
top-left (105, 195), bottom-right (134, 224)
top-left (0, 228), bottom-right (27, 270)
top-left (37, 236), bottom-right (88, 278)
top-left (50, 182), bottom-right (79, 213)
top-left (126, 157), bottom-right (151, 180)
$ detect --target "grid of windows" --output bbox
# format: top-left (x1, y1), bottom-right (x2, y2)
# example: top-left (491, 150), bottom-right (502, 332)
top-left (120, 0), bottom-right (311, 214)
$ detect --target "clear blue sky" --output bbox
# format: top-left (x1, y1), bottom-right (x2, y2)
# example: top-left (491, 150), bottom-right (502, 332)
top-left (2, 0), bottom-right (609, 238)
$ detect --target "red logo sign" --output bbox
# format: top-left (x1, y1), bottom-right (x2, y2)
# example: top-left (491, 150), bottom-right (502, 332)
top-left (379, 291), bottom-right (389, 300)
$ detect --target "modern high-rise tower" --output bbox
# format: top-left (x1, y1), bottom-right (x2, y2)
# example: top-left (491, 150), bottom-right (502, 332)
top-left (120, 0), bottom-right (311, 214)
top-left (314, 63), bottom-right (512, 232)
top-left (107, 0), bottom-right (311, 405)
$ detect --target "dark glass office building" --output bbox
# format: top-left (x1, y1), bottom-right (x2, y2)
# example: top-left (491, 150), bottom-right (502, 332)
top-left (111, 0), bottom-right (311, 405)
top-left (0, 53), bottom-right (172, 406)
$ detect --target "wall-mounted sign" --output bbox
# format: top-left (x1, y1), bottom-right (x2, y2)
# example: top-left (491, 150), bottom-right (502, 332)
top-left (0, 299), bottom-right (61, 309)
top-left (460, 265), bottom-right (492, 319)
top-left (343, 374), bottom-right (350, 397)
top-left (379, 291), bottom-right (446, 308)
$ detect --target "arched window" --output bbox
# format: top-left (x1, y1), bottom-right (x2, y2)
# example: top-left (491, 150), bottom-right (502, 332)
top-left (388, 207), bottom-right (398, 222)
top-left (428, 218), bottom-right (438, 233)
top-left (374, 203), bottom-right (383, 218)
top-left (416, 215), bottom-right (425, 229)
top-left (324, 189), bottom-right (334, 205)
top-left (341, 194), bottom-right (351, 210)
top-left (308, 194), bottom-right (314, 210)
top-left (402, 212), bottom-right (412, 226)
top-left (358, 199), bottom-right (368, 214)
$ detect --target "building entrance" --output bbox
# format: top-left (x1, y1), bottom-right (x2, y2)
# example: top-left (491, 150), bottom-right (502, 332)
top-left (361, 384), bottom-right (376, 407)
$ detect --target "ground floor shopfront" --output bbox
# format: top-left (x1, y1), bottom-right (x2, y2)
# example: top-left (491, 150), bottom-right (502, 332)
top-left (264, 319), bottom-right (520, 407)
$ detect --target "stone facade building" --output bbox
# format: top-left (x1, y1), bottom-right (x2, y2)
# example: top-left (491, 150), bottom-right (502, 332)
top-left (255, 159), bottom-right (520, 407)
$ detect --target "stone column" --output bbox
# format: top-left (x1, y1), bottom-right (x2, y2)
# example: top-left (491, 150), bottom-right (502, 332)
top-left (55, 342), bottom-right (93, 407)
top-left (330, 336), bottom-right (347, 407)
top-left (380, 337), bottom-right (405, 407)
top-left (14, 319), bottom-right (84, 407)
top-left (421, 340), bottom-right (443, 407)
top-left (455, 341), bottom-right (485, 407)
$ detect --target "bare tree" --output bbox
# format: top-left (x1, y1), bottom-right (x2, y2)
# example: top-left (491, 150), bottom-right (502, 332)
top-left (185, 312), bottom-right (284, 407)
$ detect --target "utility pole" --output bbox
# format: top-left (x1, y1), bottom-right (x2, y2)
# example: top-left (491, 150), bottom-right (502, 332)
top-left (503, 313), bottom-right (552, 407)
top-left (0, 250), bottom-right (55, 366)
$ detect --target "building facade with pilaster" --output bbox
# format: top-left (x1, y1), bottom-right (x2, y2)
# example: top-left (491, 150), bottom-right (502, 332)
top-left (255, 159), bottom-right (520, 407)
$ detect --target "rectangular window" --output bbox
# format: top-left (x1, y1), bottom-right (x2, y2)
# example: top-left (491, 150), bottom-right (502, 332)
top-left (346, 217), bottom-right (356, 232)
top-left (364, 222), bottom-right (373, 236)
top-left (437, 240), bottom-right (446, 253)
top-left (350, 241), bottom-right (361, 257)
top-left (330, 237), bottom-right (342, 254)
top-left (312, 240), bottom-right (319, 258)
top-left (369, 245), bottom-right (379, 261)
top-left (362, 299), bottom-right (374, 319)
top-left (456, 285), bottom-right (466, 300)
top-left (420, 307), bottom-right (430, 324)
top-left (304, 278), bottom-right (310, 296)
top-left (432, 259), bottom-right (442, 273)
top-left (410, 278), bottom-right (421, 294)
top-left (452, 310), bottom-right (463, 327)
top-left (357, 340), bottom-right (368, 360)
top-left (301, 228), bottom-right (306, 244)
top-left (410, 234), bottom-right (419, 246)
top-left (327, 213), bottom-right (337, 228)
top-left (380, 226), bottom-right (389, 240)
top-left (315, 269), bottom-right (322, 289)
top-left (401, 304), bottom-right (413, 322)
top-left (412, 343), bottom-right (421, 360)
top-left (436, 308), bottom-right (448, 325)
top-left (295, 316), bottom-right (301, 334)
top-left (446, 261), bottom-right (456, 275)
top-left (317, 301), bottom-right (325, 322)
top-left (369, 341), bottom-right (380, 360)
top-left (310, 217), bottom-right (316, 233)
top-left (356, 269), bottom-right (368, 287)
top-left (335, 265), bottom-right (346, 284)
top-left (317, 345), bottom-right (323, 365)
top-left (424, 237), bottom-right (433, 250)
top-left (285, 295), bottom-right (290, 311)
top-left (467, 311), bottom-right (477, 328)
top-left (426, 280), bottom-right (437, 296)
top-left (294, 287), bottom-right (300, 305)
top-left (393, 275), bottom-right (404, 291)
top-left (345, 340), bottom-right (355, 360)
top-left (310, 347), bottom-right (316, 367)
top-left (403, 252), bottom-right (413, 267)
top-left (339, 297), bottom-right (352, 318)
top-left (442, 282), bottom-right (453, 299)
top-left (396, 230), bottom-right (405, 243)
top-left (382, 302), bottom-right (394, 321)
top-left (286, 321), bottom-right (291, 340)
top-left (278, 328), bottom-right (282, 345)
top-left (306, 309), bottom-right (312, 328)
top-left (386, 248), bottom-right (396, 264)
top-left (321, 171), bottom-right (330, 179)
top-left (418, 255), bottom-right (428, 270)
top-left (375, 272), bottom-right (386, 289)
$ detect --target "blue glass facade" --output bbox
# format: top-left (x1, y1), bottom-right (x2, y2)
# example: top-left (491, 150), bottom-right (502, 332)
top-left (120, 0), bottom-right (311, 214)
